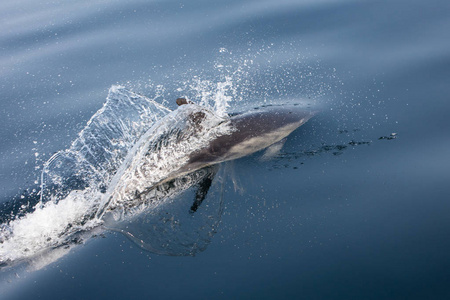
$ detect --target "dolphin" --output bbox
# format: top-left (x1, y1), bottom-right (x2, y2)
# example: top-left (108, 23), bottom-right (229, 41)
top-left (100, 100), bottom-right (316, 216)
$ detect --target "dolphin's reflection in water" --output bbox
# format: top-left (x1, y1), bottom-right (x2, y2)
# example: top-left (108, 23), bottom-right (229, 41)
top-left (104, 165), bottom-right (223, 256)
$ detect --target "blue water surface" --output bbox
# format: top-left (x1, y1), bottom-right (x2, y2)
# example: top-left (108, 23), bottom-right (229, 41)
top-left (1, 0), bottom-right (450, 299)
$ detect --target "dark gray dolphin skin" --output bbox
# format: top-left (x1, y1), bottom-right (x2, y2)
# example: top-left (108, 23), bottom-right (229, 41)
top-left (176, 99), bottom-right (316, 174)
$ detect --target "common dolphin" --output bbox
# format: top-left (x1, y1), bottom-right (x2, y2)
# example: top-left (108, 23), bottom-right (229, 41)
top-left (101, 101), bottom-right (316, 216)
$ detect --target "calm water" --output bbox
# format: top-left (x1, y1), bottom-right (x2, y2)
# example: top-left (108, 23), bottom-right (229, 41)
top-left (1, 0), bottom-right (450, 299)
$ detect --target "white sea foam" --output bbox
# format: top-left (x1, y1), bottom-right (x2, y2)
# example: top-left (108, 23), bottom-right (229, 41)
top-left (0, 190), bottom-right (99, 263)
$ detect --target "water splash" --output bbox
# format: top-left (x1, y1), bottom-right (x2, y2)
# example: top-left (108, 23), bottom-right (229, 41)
top-left (127, 45), bottom-right (333, 113)
top-left (0, 86), bottom-right (234, 267)
top-left (40, 86), bottom-right (171, 206)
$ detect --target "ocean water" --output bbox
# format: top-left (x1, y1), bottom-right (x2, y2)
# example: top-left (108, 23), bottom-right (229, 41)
top-left (1, 0), bottom-right (450, 299)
